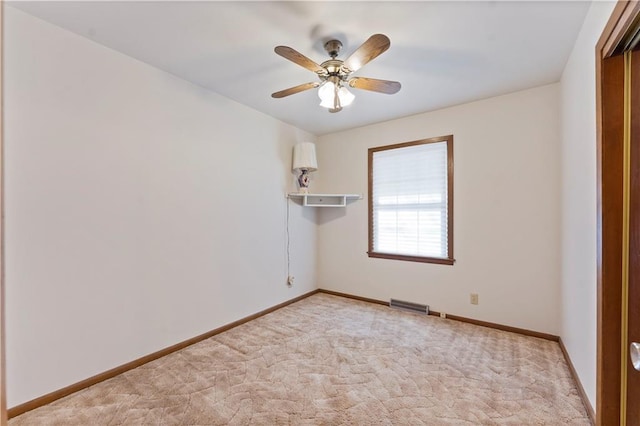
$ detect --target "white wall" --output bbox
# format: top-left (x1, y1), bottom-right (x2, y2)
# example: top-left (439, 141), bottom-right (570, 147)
top-left (4, 7), bottom-right (316, 407)
top-left (560, 0), bottom-right (616, 408)
top-left (315, 84), bottom-right (561, 335)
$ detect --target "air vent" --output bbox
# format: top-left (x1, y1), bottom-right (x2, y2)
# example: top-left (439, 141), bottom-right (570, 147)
top-left (389, 299), bottom-right (429, 315)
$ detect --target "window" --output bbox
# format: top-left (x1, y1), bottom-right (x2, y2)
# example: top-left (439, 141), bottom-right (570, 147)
top-left (368, 135), bottom-right (454, 265)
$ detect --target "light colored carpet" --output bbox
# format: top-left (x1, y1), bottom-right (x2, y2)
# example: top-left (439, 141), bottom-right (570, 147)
top-left (10, 293), bottom-right (590, 425)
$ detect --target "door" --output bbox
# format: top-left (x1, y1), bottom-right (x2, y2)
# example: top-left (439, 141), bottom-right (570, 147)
top-left (628, 47), bottom-right (640, 426)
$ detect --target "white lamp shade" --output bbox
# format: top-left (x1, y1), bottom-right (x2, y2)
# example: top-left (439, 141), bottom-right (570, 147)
top-left (292, 142), bottom-right (318, 171)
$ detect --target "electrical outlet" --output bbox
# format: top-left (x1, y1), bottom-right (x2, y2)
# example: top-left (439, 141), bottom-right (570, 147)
top-left (287, 276), bottom-right (294, 286)
top-left (440, 312), bottom-right (447, 319)
top-left (470, 293), bottom-right (479, 305)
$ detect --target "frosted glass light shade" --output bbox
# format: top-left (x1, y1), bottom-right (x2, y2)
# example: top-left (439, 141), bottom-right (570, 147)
top-left (318, 81), bottom-right (355, 109)
top-left (319, 96), bottom-right (335, 109)
top-left (338, 86), bottom-right (355, 106)
top-left (292, 142), bottom-right (318, 171)
top-left (318, 81), bottom-right (336, 108)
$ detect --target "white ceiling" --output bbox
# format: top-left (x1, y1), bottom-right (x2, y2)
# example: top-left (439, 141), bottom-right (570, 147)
top-left (9, 1), bottom-right (591, 136)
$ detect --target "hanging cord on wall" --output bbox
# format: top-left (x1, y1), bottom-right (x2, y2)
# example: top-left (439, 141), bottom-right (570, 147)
top-left (286, 196), bottom-right (292, 286)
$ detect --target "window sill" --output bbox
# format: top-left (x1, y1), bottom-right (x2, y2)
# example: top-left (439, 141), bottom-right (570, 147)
top-left (367, 251), bottom-right (455, 265)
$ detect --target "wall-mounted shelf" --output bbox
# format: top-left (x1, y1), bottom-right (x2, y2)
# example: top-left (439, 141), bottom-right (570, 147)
top-left (287, 193), bottom-right (362, 207)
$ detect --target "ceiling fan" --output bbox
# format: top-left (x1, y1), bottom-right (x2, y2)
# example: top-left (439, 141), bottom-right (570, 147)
top-left (271, 34), bottom-right (401, 113)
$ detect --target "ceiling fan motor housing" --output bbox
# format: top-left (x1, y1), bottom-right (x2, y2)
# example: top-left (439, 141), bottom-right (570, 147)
top-left (319, 59), bottom-right (345, 80)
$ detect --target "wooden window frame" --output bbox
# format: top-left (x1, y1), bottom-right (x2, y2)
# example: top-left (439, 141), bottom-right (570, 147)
top-left (367, 135), bottom-right (454, 265)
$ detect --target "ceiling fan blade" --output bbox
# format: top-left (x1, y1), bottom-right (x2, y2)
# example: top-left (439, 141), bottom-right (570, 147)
top-left (348, 77), bottom-right (401, 94)
top-left (271, 82), bottom-right (320, 98)
top-left (341, 34), bottom-right (391, 73)
top-left (275, 46), bottom-right (327, 75)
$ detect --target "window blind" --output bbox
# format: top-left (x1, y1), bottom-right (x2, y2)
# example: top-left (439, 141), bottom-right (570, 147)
top-left (371, 141), bottom-right (449, 259)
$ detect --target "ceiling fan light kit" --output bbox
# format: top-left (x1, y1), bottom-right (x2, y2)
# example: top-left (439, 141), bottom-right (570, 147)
top-left (318, 77), bottom-right (354, 113)
top-left (272, 34), bottom-right (401, 113)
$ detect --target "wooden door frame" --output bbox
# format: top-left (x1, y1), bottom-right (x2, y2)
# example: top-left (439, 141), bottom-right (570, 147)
top-left (597, 1), bottom-right (640, 425)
